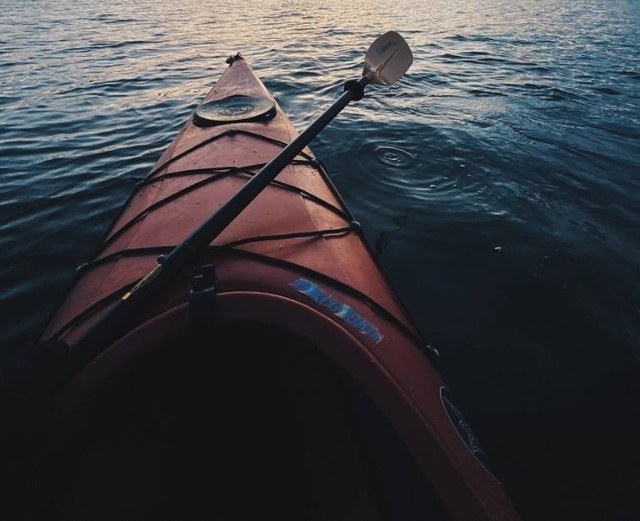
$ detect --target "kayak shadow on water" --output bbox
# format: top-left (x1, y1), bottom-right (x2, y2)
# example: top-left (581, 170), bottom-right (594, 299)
top-left (438, 275), bottom-right (640, 521)
top-left (372, 215), bottom-right (411, 258)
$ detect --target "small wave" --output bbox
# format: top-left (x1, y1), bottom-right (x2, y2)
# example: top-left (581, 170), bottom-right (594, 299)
top-left (100, 18), bottom-right (139, 25)
top-left (468, 89), bottom-right (506, 98)
top-left (592, 86), bottom-right (621, 96)
top-left (508, 83), bottom-right (586, 101)
top-left (446, 34), bottom-right (467, 41)
top-left (439, 53), bottom-right (464, 61)
top-left (63, 40), bottom-right (153, 53)
top-left (91, 13), bottom-right (138, 24)
top-left (59, 75), bottom-right (166, 96)
top-left (617, 70), bottom-right (640, 80)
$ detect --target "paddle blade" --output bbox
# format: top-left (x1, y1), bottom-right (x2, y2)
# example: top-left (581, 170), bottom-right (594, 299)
top-left (363, 31), bottom-right (413, 85)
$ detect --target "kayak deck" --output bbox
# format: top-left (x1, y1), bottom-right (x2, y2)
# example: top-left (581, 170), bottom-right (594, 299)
top-left (42, 56), bottom-right (413, 348)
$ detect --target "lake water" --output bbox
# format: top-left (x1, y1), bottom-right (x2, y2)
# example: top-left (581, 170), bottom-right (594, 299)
top-left (1, 0), bottom-right (639, 519)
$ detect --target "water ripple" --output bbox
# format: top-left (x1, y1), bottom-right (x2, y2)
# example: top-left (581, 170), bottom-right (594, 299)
top-left (372, 145), bottom-right (419, 170)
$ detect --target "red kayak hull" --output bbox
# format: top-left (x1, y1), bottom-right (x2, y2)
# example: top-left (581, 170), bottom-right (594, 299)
top-left (38, 56), bottom-right (521, 520)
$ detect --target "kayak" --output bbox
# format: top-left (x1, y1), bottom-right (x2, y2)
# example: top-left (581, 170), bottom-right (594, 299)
top-left (25, 46), bottom-right (521, 520)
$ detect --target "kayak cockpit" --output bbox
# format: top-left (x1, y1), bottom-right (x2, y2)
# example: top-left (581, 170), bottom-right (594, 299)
top-left (36, 321), bottom-right (450, 521)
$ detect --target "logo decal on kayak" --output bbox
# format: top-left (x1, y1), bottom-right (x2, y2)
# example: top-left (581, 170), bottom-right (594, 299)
top-left (290, 278), bottom-right (383, 343)
top-left (440, 387), bottom-right (499, 482)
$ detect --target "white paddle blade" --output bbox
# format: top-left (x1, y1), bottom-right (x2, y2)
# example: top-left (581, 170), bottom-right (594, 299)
top-left (363, 31), bottom-right (413, 85)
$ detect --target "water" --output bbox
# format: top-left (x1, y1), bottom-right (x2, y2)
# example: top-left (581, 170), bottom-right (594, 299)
top-left (1, 0), bottom-right (639, 519)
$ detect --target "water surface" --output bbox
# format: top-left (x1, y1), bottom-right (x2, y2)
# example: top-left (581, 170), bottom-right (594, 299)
top-left (1, 1), bottom-right (639, 519)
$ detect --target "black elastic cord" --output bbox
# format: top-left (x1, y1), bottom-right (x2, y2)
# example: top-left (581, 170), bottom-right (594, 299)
top-left (145, 128), bottom-right (315, 181)
top-left (50, 237), bottom-right (425, 352)
top-left (94, 161), bottom-right (351, 258)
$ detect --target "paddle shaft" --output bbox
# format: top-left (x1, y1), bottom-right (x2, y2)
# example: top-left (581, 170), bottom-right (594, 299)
top-left (64, 77), bottom-right (370, 378)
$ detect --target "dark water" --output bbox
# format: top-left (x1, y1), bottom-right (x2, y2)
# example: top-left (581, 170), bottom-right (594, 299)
top-left (1, 0), bottom-right (639, 519)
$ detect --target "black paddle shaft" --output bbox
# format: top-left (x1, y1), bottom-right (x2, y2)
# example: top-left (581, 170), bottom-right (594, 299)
top-left (61, 77), bottom-right (370, 382)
